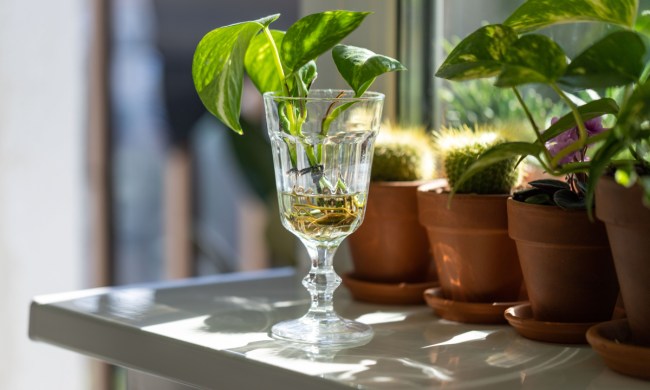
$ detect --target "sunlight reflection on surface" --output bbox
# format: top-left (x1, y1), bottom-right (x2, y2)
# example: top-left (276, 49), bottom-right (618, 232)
top-left (355, 311), bottom-right (409, 325)
top-left (398, 358), bottom-right (453, 381)
top-left (143, 315), bottom-right (272, 350)
top-left (423, 330), bottom-right (498, 348)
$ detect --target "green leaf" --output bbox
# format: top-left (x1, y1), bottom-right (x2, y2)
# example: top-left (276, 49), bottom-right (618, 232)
top-left (435, 24), bottom-right (518, 81)
top-left (513, 187), bottom-right (543, 201)
top-left (281, 10), bottom-right (369, 73)
top-left (193, 17), bottom-right (271, 134)
top-left (614, 165), bottom-right (639, 187)
top-left (450, 142), bottom-right (544, 195)
top-left (554, 189), bottom-right (586, 209)
top-left (561, 31), bottom-right (647, 89)
top-left (636, 10), bottom-right (650, 36)
top-left (496, 34), bottom-right (567, 87)
top-left (504, 0), bottom-right (638, 33)
top-left (585, 133), bottom-right (627, 215)
top-left (244, 29), bottom-right (285, 94)
top-left (332, 44), bottom-right (406, 96)
top-left (286, 61), bottom-right (318, 98)
top-left (258, 14), bottom-right (280, 28)
top-left (524, 193), bottom-right (553, 205)
top-left (529, 179), bottom-right (571, 192)
top-left (540, 98), bottom-right (619, 142)
top-left (618, 76), bottom-right (650, 132)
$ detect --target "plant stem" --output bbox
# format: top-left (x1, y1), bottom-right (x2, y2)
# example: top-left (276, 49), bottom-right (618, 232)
top-left (264, 27), bottom-right (299, 134)
top-left (512, 87), bottom-right (553, 164)
top-left (264, 27), bottom-right (318, 167)
top-left (550, 83), bottom-right (588, 168)
top-left (512, 87), bottom-right (541, 138)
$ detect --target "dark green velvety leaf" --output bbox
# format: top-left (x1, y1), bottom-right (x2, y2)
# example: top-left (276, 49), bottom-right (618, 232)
top-left (529, 179), bottom-right (571, 193)
top-left (513, 187), bottom-right (544, 202)
top-left (504, 0), bottom-right (638, 33)
top-left (450, 141), bottom-right (544, 195)
top-left (554, 189), bottom-right (586, 209)
top-left (332, 44), bottom-right (406, 96)
top-left (245, 29), bottom-right (285, 94)
top-left (541, 98), bottom-right (619, 142)
top-left (524, 193), bottom-right (553, 205)
top-left (193, 17), bottom-right (270, 134)
top-left (281, 10), bottom-right (369, 73)
top-left (561, 31), bottom-right (646, 89)
top-left (496, 34), bottom-right (567, 87)
top-left (435, 24), bottom-right (518, 81)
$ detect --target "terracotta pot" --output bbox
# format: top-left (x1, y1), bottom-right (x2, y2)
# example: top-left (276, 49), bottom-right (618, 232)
top-left (417, 181), bottom-right (523, 303)
top-left (348, 181), bottom-right (434, 283)
top-left (508, 199), bottom-right (618, 323)
top-left (596, 176), bottom-right (650, 346)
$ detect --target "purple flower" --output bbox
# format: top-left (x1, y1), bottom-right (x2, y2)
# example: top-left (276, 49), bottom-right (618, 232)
top-left (545, 116), bottom-right (605, 164)
top-left (584, 116), bottom-right (605, 136)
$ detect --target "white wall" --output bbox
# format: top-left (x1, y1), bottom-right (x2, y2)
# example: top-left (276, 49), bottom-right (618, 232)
top-left (0, 0), bottom-right (88, 389)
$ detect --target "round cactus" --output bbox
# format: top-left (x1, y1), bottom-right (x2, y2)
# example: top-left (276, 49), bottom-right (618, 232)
top-left (436, 126), bottom-right (519, 194)
top-left (371, 124), bottom-right (435, 182)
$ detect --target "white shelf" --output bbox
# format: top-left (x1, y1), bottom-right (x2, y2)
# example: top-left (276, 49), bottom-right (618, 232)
top-left (29, 268), bottom-right (647, 389)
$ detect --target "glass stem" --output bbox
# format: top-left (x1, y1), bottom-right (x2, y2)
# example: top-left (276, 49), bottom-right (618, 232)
top-left (301, 241), bottom-right (342, 321)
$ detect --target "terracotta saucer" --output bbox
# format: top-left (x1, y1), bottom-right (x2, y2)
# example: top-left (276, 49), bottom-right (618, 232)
top-left (341, 273), bottom-right (437, 305)
top-left (423, 287), bottom-right (522, 324)
top-left (587, 319), bottom-right (650, 380)
top-left (504, 303), bottom-right (598, 344)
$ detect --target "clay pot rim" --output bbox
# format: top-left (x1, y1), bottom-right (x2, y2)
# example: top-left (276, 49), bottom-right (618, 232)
top-left (417, 180), bottom-right (512, 200)
top-left (506, 197), bottom-right (591, 215)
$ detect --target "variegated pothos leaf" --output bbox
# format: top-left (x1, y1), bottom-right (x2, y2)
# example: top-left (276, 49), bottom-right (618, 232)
top-left (332, 44), bottom-right (406, 96)
top-left (496, 34), bottom-right (567, 87)
top-left (281, 10), bottom-right (369, 73)
top-left (435, 24), bottom-right (518, 81)
top-left (193, 15), bottom-right (279, 134)
top-left (504, 0), bottom-right (638, 33)
top-left (244, 29), bottom-right (286, 94)
top-left (561, 30), bottom-right (647, 89)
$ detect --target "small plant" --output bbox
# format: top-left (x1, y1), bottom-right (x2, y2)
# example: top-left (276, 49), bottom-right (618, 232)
top-left (435, 0), bottom-right (649, 212)
top-left (191, 10), bottom-right (405, 193)
top-left (191, 10), bottom-right (404, 136)
top-left (371, 124), bottom-right (435, 182)
top-left (514, 115), bottom-right (606, 208)
top-left (436, 126), bottom-right (519, 194)
top-left (513, 179), bottom-right (586, 209)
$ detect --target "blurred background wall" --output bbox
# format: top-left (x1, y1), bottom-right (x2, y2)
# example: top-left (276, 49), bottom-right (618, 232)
top-left (0, 0), bottom-right (88, 389)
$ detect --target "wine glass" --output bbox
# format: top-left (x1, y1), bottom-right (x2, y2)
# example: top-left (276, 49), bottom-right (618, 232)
top-left (263, 90), bottom-right (384, 346)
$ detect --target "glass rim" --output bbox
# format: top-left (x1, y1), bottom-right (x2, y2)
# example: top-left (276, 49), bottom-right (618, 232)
top-left (263, 89), bottom-right (384, 102)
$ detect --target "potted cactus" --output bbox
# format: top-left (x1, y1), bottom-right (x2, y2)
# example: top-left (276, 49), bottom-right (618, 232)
top-left (417, 126), bottom-right (524, 322)
top-left (345, 124), bottom-right (437, 304)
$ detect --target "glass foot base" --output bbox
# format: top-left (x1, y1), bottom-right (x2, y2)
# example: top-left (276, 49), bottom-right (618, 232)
top-left (271, 314), bottom-right (373, 347)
